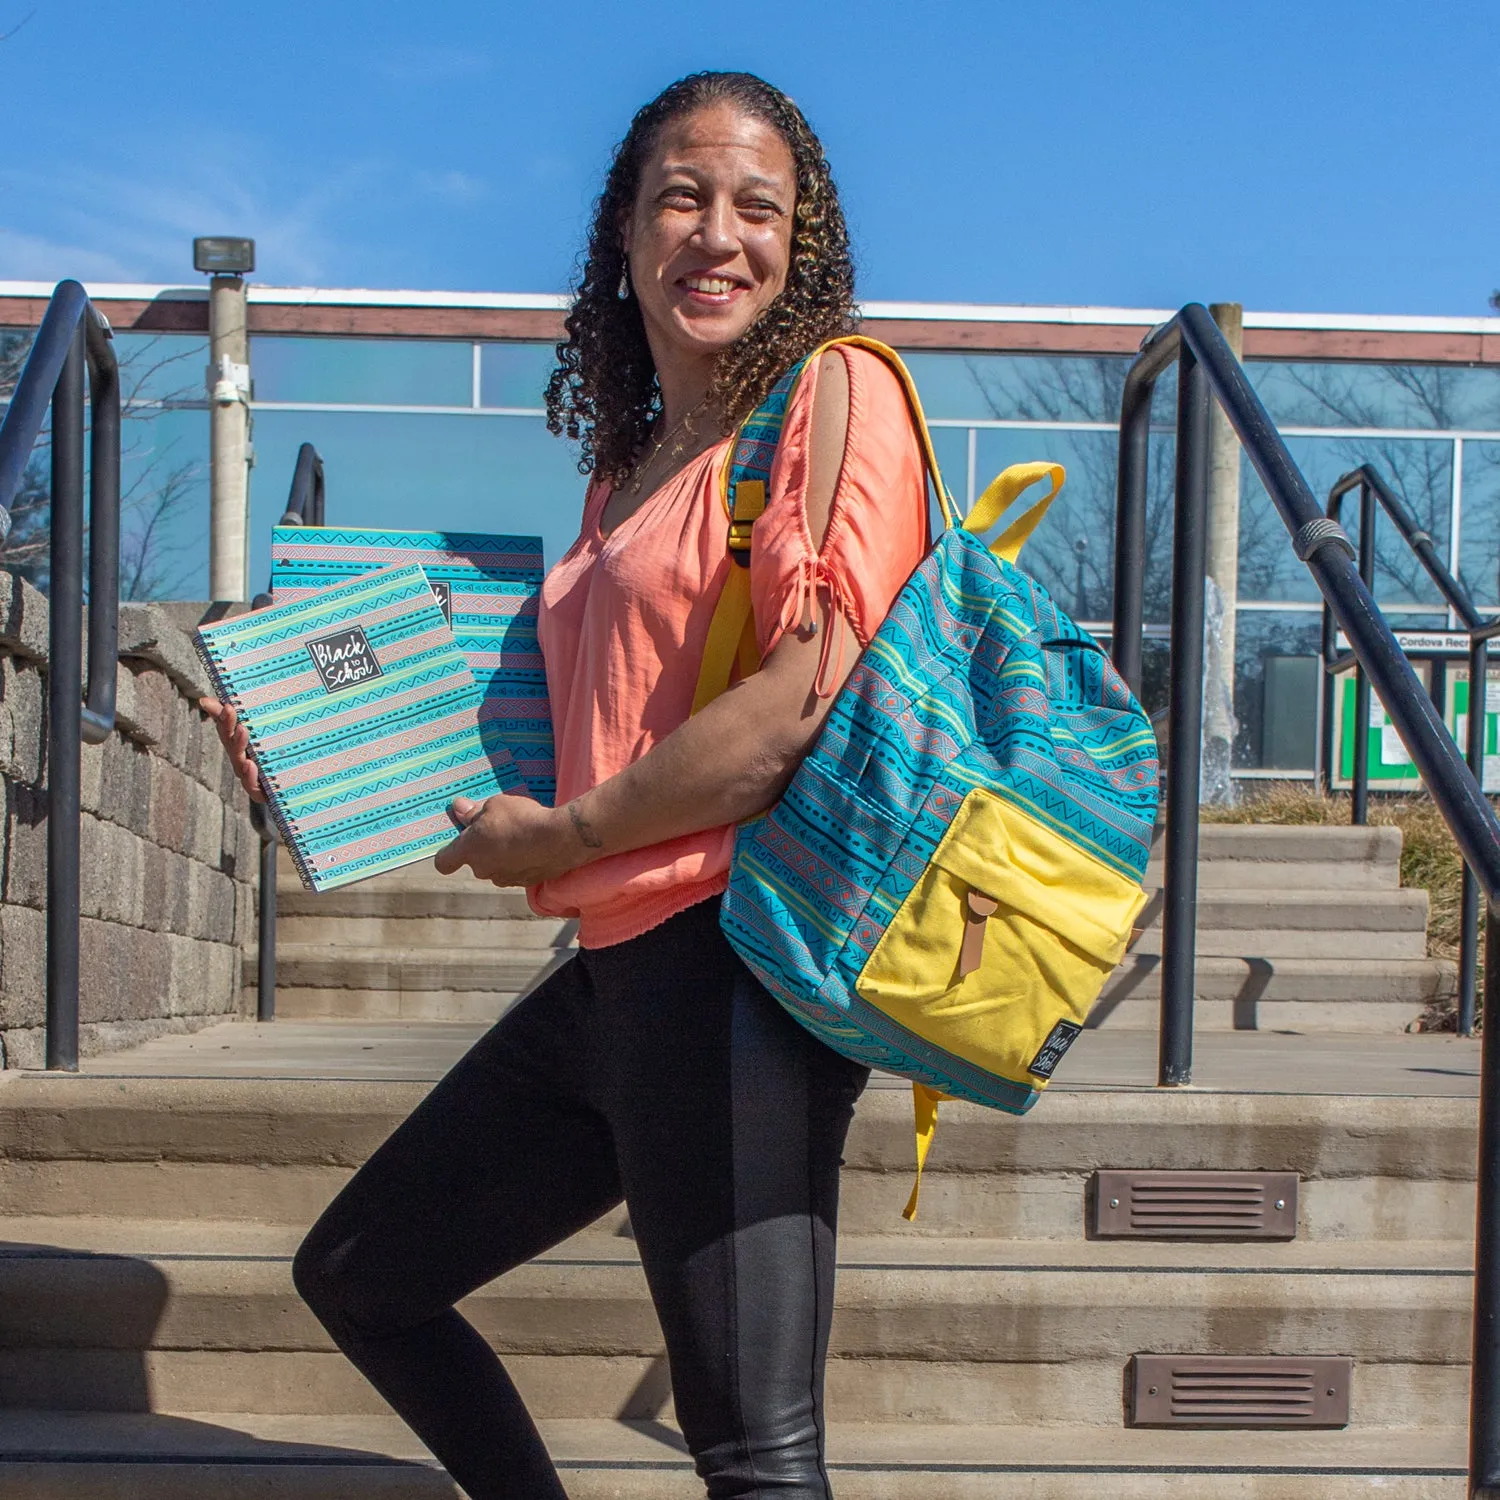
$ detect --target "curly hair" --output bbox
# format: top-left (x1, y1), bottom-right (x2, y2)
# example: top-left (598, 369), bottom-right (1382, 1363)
top-left (544, 71), bottom-right (857, 481)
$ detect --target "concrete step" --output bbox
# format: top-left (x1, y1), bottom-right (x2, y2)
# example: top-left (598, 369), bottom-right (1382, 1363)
top-left (269, 883), bottom-right (542, 922)
top-left (254, 826), bottom-right (1428, 1026)
top-left (244, 942), bottom-right (564, 1022)
top-left (1145, 824), bottom-right (1403, 891)
top-left (275, 825), bottom-right (1405, 897)
top-left (1128, 889), bottom-right (1429, 959)
top-left (252, 889), bottom-right (1433, 999)
top-left (245, 945), bottom-right (568, 994)
top-left (0, 1076), bottom-right (1475, 1240)
top-left (257, 987), bottom-right (525, 1023)
top-left (0, 1221), bottom-right (1470, 1423)
top-left (0, 1221), bottom-right (1469, 1426)
top-left (0, 1234), bottom-right (1468, 1369)
top-left (0, 1343), bottom-right (1465, 1432)
top-left (0, 1412), bottom-right (1467, 1498)
top-left (1092, 955), bottom-right (1454, 1032)
top-left (272, 914), bottom-right (574, 948)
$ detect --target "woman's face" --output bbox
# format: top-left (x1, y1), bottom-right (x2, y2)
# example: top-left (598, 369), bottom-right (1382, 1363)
top-left (623, 102), bottom-right (796, 375)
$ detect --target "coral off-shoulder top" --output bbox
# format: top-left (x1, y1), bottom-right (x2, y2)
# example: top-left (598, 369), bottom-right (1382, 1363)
top-left (528, 342), bottom-right (928, 948)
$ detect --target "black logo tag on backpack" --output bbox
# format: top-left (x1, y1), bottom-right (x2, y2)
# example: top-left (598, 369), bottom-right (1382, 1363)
top-left (429, 580), bottom-right (453, 625)
top-left (306, 626), bottom-right (383, 694)
top-left (1028, 1019), bottom-right (1083, 1079)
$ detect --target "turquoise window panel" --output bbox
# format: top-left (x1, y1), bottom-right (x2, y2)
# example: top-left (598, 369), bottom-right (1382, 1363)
top-left (480, 342), bottom-right (556, 410)
top-left (904, 350), bottom-right (1178, 426)
top-left (248, 411), bottom-right (587, 595)
top-left (927, 423), bottom-right (967, 495)
top-left (251, 337), bottom-right (473, 407)
top-left (1238, 436), bottom-right (1453, 605)
top-left (114, 332), bottom-right (209, 408)
top-left (1248, 362), bottom-right (1500, 432)
top-left (0, 327), bottom-right (211, 599)
top-left (1459, 440), bottom-right (1500, 611)
top-left (118, 405), bottom-right (210, 600)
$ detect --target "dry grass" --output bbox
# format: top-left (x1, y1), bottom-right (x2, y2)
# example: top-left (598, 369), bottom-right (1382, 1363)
top-left (1202, 782), bottom-right (1474, 1029)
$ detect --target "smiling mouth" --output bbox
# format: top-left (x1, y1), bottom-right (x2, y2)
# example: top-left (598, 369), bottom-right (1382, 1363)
top-left (679, 274), bottom-right (747, 299)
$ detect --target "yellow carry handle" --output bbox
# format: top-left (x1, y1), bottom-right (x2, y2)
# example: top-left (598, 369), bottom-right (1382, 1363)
top-left (964, 462), bottom-right (1065, 564)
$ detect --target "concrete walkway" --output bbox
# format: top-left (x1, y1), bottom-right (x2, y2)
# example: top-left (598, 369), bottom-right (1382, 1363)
top-left (65, 1017), bottom-right (1483, 1097)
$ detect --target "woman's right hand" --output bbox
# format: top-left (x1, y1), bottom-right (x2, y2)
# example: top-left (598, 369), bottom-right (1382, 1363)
top-left (199, 698), bottom-right (266, 804)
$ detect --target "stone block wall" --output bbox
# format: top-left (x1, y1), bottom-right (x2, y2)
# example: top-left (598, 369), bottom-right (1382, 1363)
top-left (0, 573), bottom-right (259, 1067)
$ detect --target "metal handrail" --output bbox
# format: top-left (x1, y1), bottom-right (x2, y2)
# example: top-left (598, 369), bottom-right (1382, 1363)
top-left (1317, 464), bottom-right (1499, 1034)
top-left (281, 442), bottom-right (325, 528)
top-left (248, 443), bottom-right (327, 1023)
top-left (1112, 303), bottom-right (1500, 1497)
top-left (0, 280), bottom-right (121, 1070)
top-left (1319, 464), bottom-right (1488, 814)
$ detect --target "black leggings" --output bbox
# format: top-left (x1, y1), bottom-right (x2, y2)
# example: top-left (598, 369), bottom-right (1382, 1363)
top-left (293, 899), bottom-right (870, 1499)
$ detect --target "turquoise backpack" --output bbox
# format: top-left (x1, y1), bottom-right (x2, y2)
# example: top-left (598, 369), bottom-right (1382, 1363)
top-left (694, 337), bottom-right (1160, 1217)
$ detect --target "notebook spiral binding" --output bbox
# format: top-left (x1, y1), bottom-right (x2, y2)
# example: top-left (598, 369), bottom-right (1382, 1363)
top-left (193, 635), bottom-right (319, 891)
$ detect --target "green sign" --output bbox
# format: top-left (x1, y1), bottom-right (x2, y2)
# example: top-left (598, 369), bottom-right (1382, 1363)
top-left (1335, 673), bottom-right (1423, 786)
top-left (1448, 667), bottom-right (1500, 793)
top-left (1333, 662), bottom-right (1500, 792)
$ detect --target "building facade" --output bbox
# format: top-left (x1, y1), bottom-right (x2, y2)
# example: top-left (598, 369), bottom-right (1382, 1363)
top-left (3, 283), bottom-right (1499, 784)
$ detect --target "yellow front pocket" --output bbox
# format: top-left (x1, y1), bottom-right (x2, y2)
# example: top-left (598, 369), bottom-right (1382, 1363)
top-left (856, 789), bottom-right (1148, 1087)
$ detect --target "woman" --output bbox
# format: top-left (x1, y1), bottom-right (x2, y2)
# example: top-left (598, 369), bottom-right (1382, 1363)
top-left (205, 70), bottom-right (928, 1500)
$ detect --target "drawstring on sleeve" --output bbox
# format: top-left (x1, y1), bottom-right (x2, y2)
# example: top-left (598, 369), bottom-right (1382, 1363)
top-left (777, 555), bottom-right (857, 699)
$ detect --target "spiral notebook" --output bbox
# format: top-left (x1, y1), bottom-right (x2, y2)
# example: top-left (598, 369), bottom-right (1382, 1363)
top-left (269, 526), bottom-right (554, 805)
top-left (195, 565), bottom-right (523, 892)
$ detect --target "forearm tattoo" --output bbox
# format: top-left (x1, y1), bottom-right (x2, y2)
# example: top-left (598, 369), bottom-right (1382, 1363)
top-left (568, 800), bottom-right (604, 850)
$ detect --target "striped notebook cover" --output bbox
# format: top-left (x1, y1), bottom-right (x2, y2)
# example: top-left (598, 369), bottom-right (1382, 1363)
top-left (195, 565), bottom-right (523, 892)
top-left (270, 526), bottom-right (554, 806)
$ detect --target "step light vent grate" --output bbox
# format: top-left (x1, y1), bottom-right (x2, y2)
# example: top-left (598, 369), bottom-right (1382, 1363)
top-left (1093, 1170), bottom-right (1298, 1239)
top-left (1132, 1355), bottom-right (1352, 1427)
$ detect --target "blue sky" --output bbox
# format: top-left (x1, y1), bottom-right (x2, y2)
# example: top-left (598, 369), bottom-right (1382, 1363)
top-left (0, 1), bottom-right (1495, 315)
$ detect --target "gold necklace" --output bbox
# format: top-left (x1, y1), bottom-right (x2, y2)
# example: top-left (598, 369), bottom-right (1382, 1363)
top-left (626, 399), bottom-right (713, 496)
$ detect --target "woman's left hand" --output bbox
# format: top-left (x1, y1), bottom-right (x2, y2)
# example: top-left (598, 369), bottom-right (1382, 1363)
top-left (433, 794), bottom-right (578, 887)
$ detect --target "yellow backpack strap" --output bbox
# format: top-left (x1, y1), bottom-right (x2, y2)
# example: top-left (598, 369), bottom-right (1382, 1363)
top-left (964, 462), bottom-right (1065, 564)
top-left (818, 335), bottom-right (961, 531)
top-left (902, 1083), bottom-right (946, 1222)
top-left (691, 481), bottom-right (765, 714)
top-left (691, 335), bottom-right (962, 717)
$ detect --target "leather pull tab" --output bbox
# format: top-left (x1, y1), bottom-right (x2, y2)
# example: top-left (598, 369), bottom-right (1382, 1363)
top-left (959, 890), bottom-right (998, 979)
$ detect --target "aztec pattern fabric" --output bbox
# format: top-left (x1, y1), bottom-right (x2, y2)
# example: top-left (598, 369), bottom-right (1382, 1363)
top-left (196, 565), bottom-right (522, 892)
top-left (709, 340), bottom-right (1159, 1190)
top-left (721, 522), bottom-right (1158, 1109)
top-left (271, 527), bottom-right (555, 805)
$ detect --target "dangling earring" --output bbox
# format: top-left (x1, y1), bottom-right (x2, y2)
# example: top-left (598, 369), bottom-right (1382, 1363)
top-left (617, 268), bottom-right (631, 300)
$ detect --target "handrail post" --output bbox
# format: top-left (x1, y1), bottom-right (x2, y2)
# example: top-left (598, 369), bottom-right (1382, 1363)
top-left (257, 816), bottom-right (277, 1023)
top-left (1461, 636), bottom-right (1489, 1036)
top-left (1113, 371), bottom-right (1151, 697)
top-left (250, 442), bottom-right (328, 1017)
top-left (1320, 476), bottom-right (1360, 797)
top-left (45, 325), bottom-right (86, 1072)
top-left (82, 312), bottom-right (120, 744)
top-left (1319, 597), bottom-right (1337, 794)
top-left (1160, 344), bottom-right (1210, 1086)
top-left (1472, 899), bottom-right (1500, 1495)
top-left (1351, 481), bottom-right (1376, 826)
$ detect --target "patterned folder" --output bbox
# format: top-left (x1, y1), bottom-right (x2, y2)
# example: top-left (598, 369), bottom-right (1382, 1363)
top-left (195, 565), bottom-right (523, 892)
top-left (270, 527), bottom-right (555, 806)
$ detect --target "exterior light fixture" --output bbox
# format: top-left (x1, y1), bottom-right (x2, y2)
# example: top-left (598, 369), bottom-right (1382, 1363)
top-left (193, 237), bottom-right (256, 276)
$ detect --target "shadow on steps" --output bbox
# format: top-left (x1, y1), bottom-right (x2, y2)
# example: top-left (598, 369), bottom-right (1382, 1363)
top-left (0, 1240), bottom-right (460, 1493)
